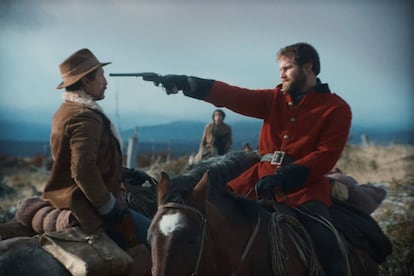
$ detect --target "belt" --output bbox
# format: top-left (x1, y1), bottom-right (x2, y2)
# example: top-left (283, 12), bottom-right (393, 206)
top-left (260, 151), bottom-right (294, 167)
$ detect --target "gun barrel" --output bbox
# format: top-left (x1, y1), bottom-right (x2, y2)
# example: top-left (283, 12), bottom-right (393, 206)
top-left (109, 73), bottom-right (146, 77)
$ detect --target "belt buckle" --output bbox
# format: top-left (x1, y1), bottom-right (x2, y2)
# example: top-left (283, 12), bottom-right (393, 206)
top-left (270, 151), bottom-right (285, 166)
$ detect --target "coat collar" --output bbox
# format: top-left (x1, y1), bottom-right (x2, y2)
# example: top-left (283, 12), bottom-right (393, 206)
top-left (61, 90), bottom-right (123, 149)
top-left (62, 89), bottom-right (103, 112)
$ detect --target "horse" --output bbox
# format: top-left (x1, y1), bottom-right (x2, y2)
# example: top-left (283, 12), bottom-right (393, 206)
top-left (148, 163), bottom-right (381, 275)
top-left (0, 151), bottom-right (259, 276)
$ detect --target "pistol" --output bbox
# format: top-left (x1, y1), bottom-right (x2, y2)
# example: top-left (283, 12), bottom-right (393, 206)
top-left (109, 72), bottom-right (163, 86)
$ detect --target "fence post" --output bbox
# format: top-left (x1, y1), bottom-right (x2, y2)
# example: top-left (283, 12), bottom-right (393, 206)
top-left (361, 133), bottom-right (370, 147)
top-left (126, 127), bottom-right (139, 169)
top-left (42, 143), bottom-right (49, 172)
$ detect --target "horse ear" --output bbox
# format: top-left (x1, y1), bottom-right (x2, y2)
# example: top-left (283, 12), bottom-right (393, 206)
top-left (193, 171), bottom-right (209, 207)
top-left (157, 172), bottom-right (170, 206)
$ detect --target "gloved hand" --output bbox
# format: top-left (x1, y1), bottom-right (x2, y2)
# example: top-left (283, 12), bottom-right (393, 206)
top-left (255, 174), bottom-right (283, 199)
top-left (102, 200), bottom-right (129, 224)
top-left (160, 74), bottom-right (215, 99)
top-left (160, 75), bottom-right (192, 94)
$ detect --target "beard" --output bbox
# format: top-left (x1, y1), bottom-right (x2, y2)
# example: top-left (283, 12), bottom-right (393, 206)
top-left (92, 88), bottom-right (106, 101)
top-left (282, 69), bottom-right (307, 93)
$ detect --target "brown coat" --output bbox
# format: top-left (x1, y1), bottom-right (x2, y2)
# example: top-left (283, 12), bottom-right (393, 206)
top-left (43, 100), bottom-right (123, 232)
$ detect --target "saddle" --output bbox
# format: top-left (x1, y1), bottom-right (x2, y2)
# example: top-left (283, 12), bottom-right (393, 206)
top-left (39, 227), bottom-right (132, 276)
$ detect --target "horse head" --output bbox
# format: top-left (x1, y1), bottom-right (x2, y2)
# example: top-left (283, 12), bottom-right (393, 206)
top-left (149, 171), bottom-right (212, 276)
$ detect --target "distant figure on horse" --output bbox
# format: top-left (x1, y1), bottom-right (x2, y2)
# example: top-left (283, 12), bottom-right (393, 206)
top-left (146, 42), bottom-right (379, 275)
top-left (194, 109), bottom-right (232, 162)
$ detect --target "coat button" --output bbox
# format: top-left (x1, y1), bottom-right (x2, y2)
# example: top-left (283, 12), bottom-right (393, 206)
top-left (283, 134), bottom-right (289, 139)
top-left (288, 102), bottom-right (293, 106)
top-left (290, 117), bottom-right (296, 122)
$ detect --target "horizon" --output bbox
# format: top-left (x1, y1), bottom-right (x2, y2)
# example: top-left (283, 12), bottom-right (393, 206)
top-left (1, 119), bottom-right (412, 143)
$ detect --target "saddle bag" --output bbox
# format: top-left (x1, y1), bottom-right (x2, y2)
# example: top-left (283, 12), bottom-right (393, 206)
top-left (330, 199), bottom-right (393, 264)
top-left (39, 227), bottom-right (132, 276)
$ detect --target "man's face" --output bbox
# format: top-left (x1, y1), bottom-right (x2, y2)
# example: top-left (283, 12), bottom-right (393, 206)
top-left (213, 112), bottom-right (224, 124)
top-left (278, 55), bottom-right (307, 93)
top-left (83, 67), bottom-right (108, 101)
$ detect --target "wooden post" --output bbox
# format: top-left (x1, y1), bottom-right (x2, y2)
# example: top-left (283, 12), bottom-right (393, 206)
top-left (126, 127), bottom-right (139, 169)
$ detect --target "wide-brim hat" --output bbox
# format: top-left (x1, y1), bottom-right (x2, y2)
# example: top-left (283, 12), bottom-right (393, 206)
top-left (57, 48), bottom-right (111, 89)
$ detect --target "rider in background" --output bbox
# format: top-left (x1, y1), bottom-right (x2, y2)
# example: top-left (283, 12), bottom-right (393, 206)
top-left (195, 109), bottom-right (232, 162)
top-left (157, 42), bottom-right (351, 275)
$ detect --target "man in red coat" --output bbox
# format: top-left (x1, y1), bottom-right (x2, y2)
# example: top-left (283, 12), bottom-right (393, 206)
top-left (159, 43), bottom-right (350, 275)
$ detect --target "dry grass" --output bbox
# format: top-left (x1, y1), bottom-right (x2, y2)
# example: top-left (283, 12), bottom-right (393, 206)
top-left (1, 145), bottom-right (413, 274)
top-left (336, 144), bottom-right (414, 186)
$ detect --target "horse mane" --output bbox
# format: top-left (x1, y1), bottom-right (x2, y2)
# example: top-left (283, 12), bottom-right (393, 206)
top-left (125, 150), bottom-right (260, 219)
top-left (165, 151), bottom-right (261, 222)
top-left (172, 150), bottom-right (260, 190)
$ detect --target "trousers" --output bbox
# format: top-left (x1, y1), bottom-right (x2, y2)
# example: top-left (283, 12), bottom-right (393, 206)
top-left (278, 201), bottom-right (347, 276)
top-left (106, 208), bottom-right (151, 249)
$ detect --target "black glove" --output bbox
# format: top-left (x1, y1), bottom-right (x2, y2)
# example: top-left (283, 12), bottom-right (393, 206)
top-left (160, 75), bottom-right (192, 94)
top-left (255, 174), bottom-right (283, 199)
top-left (102, 200), bottom-right (128, 224)
top-left (161, 75), bottom-right (215, 99)
top-left (255, 164), bottom-right (311, 199)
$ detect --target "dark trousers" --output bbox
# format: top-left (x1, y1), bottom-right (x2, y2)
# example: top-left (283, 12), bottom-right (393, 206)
top-left (277, 201), bottom-right (346, 276)
top-left (106, 208), bottom-right (151, 250)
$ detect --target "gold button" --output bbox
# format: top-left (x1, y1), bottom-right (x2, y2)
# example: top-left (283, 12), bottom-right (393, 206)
top-left (288, 102), bottom-right (293, 106)
top-left (283, 134), bottom-right (289, 139)
top-left (290, 117), bottom-right (296, 122)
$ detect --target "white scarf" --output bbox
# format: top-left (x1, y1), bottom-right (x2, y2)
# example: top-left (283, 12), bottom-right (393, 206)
top-left (62, 90), bottom-right (123, 149)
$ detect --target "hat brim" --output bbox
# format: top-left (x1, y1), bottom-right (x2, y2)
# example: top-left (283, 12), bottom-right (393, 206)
top-left (56, 62), bottom-right (111, 89)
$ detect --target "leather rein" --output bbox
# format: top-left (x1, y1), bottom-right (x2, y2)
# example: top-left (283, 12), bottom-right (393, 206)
top-left (160, 202), bottom-right (261, 276)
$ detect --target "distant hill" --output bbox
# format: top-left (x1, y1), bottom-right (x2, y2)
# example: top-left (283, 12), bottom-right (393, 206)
top-left (0, 120), bottom-right (51, 142)
top-left (0, 120), bottom-right (412, 157)
top-left (121, 120), bottom-right (261, 148)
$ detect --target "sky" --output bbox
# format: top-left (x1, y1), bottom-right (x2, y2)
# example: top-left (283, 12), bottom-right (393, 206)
top-left (1, 0), bottom-right (413, 135)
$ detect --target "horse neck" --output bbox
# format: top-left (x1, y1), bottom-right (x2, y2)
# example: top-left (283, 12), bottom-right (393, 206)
top-left (204, 202), bottom-right (272, 275)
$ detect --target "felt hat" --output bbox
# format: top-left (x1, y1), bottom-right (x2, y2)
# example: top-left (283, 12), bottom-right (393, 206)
top-left (57, 48), bottom-right (111, 89)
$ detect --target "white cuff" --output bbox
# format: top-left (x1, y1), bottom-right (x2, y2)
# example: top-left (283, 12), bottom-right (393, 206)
top-left (98, 193), bottom-right (116, 215)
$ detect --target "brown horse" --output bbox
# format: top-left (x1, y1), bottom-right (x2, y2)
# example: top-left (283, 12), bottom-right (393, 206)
top-left (149, 172), bottom-right (316, 275)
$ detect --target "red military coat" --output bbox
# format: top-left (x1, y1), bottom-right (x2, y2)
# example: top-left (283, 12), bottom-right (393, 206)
top-left (204, 81), bottom-right (351, 207)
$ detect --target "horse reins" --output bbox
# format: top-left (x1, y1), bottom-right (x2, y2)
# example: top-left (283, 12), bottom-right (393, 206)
top-left (160, 202), bottom-right (261, 276)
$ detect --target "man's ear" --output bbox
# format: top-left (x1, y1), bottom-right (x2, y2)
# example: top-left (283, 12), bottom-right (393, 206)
top-left (303, 62), bottom-right (314, 75)
top-left (81, 76), bottom-right (89, 86)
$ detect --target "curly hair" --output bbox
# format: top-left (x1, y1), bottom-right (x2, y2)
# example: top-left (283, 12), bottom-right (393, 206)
top-left (277, 43), bottom-right (320, 76)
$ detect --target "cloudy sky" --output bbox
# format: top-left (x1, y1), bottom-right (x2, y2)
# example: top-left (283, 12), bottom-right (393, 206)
top-left (1, 0), bottom-right (413, 134)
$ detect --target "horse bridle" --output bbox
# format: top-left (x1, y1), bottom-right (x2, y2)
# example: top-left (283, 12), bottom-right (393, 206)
top-left (159, 202), bottom-right (261, 276)
top-left (160, 202), bottom-right (207, 276)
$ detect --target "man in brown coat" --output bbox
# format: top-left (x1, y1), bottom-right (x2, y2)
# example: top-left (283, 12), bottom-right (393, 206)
top-left (43, 49), bottom-right (150, 251)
